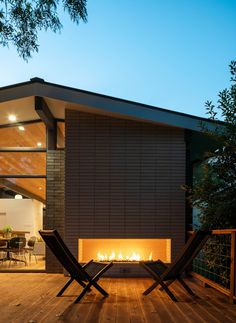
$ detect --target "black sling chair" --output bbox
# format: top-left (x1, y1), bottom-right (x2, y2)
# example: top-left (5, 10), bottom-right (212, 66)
top-left (140, 230), bottom-right (211, 301)
top-left (39, 230), bottom-right (113, 303)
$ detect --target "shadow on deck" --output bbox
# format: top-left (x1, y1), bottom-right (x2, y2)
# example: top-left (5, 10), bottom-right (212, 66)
top-left (0, 274), bottom-right (235, 323)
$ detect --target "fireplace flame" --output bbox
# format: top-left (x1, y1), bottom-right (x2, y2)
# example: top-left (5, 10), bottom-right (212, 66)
top-left (97, 250), bottom-right (153, 262)
top-left (149, 251), bottom-right (153, 261)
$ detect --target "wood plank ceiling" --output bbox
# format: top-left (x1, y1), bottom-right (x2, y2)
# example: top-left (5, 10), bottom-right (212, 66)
top-left (0, 122), bottom-right (65, 203)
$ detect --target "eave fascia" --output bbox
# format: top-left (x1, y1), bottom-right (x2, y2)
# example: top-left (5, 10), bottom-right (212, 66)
top-left (0, 81), bottom-right (220, 132)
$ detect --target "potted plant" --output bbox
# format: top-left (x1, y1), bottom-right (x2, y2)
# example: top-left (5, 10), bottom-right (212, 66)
top-left (2, 225), bottom-right (13, 238)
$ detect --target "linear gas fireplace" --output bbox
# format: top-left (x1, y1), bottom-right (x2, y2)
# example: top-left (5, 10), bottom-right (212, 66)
top-left (78, 238), bottom-right (171, 263)
top-left (78, 238), bottom-right (171, 277)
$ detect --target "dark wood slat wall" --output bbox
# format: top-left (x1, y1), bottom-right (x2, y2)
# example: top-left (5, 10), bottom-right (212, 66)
top-left (65, 110), bottom-right (186, 262)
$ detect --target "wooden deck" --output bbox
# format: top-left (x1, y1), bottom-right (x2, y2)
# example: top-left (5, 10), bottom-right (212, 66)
top-left (0, 274), bottom-right (235, 323)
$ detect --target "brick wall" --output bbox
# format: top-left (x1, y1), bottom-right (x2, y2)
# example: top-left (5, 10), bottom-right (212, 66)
top-left (65, 110), bottom-right (186, 262)
top-left (45, 150), bottom-right (65, 273)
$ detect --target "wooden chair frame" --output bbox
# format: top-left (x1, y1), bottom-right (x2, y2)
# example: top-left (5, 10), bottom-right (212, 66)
top-left (39, 230), bottom-right (113, 303)
top-left (140, 230), bottom-right (211, 301)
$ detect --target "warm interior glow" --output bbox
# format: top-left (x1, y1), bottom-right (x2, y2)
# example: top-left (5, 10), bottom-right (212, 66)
top-left (78, 239), bottom-right (171, 263)
top-left (8, 114), bottom-right (16, 122)
top-left (18, 126), bottom-right (25, 131)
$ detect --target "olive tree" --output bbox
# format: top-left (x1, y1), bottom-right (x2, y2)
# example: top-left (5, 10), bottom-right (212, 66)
top-left (184, 61), bottom-right (236, 287)
top-left (190, 61), bottom-right (236, 230)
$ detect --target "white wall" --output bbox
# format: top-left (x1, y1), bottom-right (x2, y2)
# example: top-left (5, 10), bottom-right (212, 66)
top-left (33, 200), bottom-right (44, 237)
top-left (0, 199), bottom-right (43, 240)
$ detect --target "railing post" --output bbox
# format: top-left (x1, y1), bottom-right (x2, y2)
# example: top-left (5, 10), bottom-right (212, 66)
top-left (230, 231), bottom-right (236, 304)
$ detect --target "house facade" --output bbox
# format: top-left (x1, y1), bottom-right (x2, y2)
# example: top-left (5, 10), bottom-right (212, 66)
top-left (0, 78), bottom-right (216, 274)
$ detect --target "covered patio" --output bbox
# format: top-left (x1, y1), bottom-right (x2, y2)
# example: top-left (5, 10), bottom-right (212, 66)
top-left (1, 273), bottom-right (235, 323)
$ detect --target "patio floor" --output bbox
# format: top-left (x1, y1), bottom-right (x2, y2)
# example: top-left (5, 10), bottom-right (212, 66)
top-left (0, 274), bottom-right (235, 323)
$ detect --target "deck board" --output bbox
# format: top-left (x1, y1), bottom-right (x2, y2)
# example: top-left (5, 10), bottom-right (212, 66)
top-left (0, 274), bottom-right (235, 323)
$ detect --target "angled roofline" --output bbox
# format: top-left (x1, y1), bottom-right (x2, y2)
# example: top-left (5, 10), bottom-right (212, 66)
top-left (0, 77), bottom-right (221, 132)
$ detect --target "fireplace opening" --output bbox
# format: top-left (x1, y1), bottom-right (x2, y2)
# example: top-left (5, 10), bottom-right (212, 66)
top-left (78, 239), bottom-right (171, 263)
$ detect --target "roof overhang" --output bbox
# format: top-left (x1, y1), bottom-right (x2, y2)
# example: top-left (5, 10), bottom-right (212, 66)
top-left (0, 78), bottom-right (220, 132)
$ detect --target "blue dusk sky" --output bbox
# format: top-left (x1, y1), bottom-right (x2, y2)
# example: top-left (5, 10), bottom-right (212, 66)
top-left (0, 0), bottom-right (235, 118)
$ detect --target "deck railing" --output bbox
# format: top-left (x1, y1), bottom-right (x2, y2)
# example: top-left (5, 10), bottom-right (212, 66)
top-left (188, 229), bottom-right (236, 304)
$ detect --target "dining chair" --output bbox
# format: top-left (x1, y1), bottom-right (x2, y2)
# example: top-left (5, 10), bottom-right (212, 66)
top-left (24, 236), bottom-right (37, 263)
top-left (7, 237), bottom-right (27, 266)
top-left (0, 240), bottom-right (7, 263)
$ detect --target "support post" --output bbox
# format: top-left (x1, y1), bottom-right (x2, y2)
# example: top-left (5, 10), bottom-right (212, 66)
top-left (230, 231), bottom-right (236, 304)
top-left (47, 123), bottom-right (57, 150)
top-left (35, 96), bottom-right (57, 150)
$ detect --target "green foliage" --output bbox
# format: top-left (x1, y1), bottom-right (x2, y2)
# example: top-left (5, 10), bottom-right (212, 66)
top-left (0, 0), bottom-right (87, 60)
top-left (2, 225), bottom-right (13, 233)
top-left (187, 61), bottom-right (236, 230)
top-left (187, 63), bottom-right (236, 286)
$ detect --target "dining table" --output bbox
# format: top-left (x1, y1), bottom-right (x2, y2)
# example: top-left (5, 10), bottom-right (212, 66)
top-left (0, 230), bottom-right (30, 237)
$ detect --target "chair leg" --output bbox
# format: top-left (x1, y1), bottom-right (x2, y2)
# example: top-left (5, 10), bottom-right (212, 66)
top-left (74, 280), bottom-right (107, 304)
top-left (159, 279), bottom-right (174, 291)
top-left (23, 252), bottom-right (27, 265)
top-left (74, 283), bottom-right (92, 304)
top-left (143, 281), bottom-right (159, 295)
top-left (159, 281), bottom-right (178, 302)
top-left (92, 280), bottom-right (109, 297)
top-left (177, 278), bottom-right (195, 296)
top-left (8, 253), bottom-right (26, 267)
top-left (57, 277), bottom-right (74, 296)
top-left (143, 278), bottom-right (178, 301)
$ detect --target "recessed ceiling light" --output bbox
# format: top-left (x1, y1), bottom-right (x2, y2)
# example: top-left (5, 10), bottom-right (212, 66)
top-left (38, 186), bottom-right (42, 190)
top-left (18, 126), bottom-right (25, 131)
top-left (15, 194), bottom-right (23, 199)
top-left (8, 114), bottom-right (16, 122)
top-left (37, 142), bottom-right (42, 147)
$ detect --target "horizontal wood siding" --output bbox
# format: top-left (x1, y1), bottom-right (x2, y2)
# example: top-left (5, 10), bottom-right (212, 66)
top-left (65, 110), bottom-right (186, 262)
